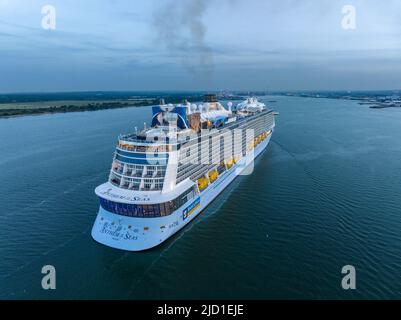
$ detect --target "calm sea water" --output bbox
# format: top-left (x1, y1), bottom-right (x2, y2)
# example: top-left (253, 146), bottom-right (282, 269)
top-left (1, 96), bottom-right (401, 299)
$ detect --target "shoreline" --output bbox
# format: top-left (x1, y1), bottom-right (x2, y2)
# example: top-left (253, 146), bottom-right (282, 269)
top-left (3, 92), bottom-right (399, 120)
top-left (0, 100), bottom-right (159, 119)
top-left (0, 94), bottom-right (245, 119)
top-left (278, 92), bottom-right (401, 109)
top-left (0, 107), bottom-right (146, 119)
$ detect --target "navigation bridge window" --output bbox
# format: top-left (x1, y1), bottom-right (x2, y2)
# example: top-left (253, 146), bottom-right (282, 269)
top-left (110, 160), bottom-right (167, 191)
top-left (109, 172), bottom-right (165, 191)
top-left (99, 187), bottom-right (197, 218)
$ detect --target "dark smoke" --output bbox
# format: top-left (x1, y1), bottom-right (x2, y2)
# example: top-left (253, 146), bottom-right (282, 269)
top-left (153, 0), bottom-right (214, 77)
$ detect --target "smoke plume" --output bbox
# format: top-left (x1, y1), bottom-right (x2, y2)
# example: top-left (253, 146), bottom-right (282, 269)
top-left (153, 0), bottom-right (214, 78)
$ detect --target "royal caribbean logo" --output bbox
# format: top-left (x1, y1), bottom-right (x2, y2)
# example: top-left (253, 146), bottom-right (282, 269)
top-left (183, 197), bottom-right (200, 220)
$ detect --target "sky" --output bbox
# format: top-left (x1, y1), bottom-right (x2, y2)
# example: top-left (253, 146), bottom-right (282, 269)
top-left (0, 0), bottom-right (401, 92)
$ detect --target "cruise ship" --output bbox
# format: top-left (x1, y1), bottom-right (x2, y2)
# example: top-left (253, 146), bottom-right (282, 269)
top-left (91, 95), bottom-right (276, 251)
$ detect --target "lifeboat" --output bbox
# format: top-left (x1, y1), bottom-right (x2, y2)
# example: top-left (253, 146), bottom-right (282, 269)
top-left (197, 176), bottom-right (209, 191)
top-left (225, 158), bottom-right (234, 169)
top-left (208, 170), bottom-right (218, 183)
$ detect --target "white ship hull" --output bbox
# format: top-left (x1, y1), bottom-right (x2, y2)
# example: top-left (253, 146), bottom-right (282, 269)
top-left (91, 133), bottom-right (272, 251)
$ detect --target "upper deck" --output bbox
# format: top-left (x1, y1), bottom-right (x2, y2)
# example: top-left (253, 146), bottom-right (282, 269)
top-left (102, 95), bottom-right (275, 197)
top-left (118, 99), bottom-right (273, 151)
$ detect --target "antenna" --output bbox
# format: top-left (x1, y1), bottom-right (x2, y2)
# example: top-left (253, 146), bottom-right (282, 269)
top-left (227, 101), bottom-right (233, 112)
